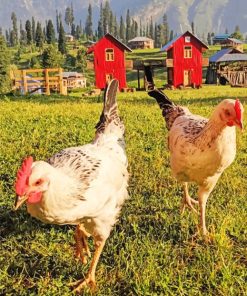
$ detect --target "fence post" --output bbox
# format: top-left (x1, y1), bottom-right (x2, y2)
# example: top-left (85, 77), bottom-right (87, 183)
top-left (22, 70), bottom-right (27, 94)
top-left (45, 69), bottom-right (50, 95)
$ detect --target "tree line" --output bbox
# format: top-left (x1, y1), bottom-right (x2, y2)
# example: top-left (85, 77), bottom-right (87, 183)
top-left (0, 1), bottom-right (172, 51)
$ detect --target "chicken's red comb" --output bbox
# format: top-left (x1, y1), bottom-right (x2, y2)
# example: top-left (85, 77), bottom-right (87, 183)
top-left (15, 156), bottom-right (33, 196)
top-left (235, 99), bottom-right (242, 121)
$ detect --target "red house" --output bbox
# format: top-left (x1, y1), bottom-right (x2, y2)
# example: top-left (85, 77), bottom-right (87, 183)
top-left (86, 33), bottom-right (132, 90)
top-left (161, 31), bottom-right (208, 88)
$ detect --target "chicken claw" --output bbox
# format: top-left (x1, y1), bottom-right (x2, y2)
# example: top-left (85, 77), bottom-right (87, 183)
top-left (181, 183), bottom-right (199, 214)
top-left (74, 225), bottom-right (91, 264)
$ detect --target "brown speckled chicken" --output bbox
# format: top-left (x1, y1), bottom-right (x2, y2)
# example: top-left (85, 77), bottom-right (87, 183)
top-left (145, 66), bottom-right (244, 237)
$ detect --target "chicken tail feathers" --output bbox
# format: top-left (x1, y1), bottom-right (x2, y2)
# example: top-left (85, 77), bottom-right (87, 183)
top-left (95, 79), bottom-right (121, 135)
top-left (144, 65), bottom-right (175, 109)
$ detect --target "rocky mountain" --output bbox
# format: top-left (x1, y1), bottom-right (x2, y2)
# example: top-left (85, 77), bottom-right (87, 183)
top-left (0, 0), bottom-right (247, 37)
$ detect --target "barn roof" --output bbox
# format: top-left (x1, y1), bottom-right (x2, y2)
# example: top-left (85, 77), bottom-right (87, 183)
top-left (160, 31), bottom-right (208, 52)
top-left (86, 33), bottom-right (132, 54)
top-left (128, 36), bottom-right (154, 42)
top-left (209, 48), bottom-right (247, 62)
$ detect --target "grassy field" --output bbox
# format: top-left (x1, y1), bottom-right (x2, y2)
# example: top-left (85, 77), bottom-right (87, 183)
top-left (0, 85), bottom-right (246, 295)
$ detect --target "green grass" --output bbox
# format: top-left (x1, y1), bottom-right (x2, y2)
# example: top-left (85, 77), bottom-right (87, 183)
top-left (0, 85), bottom-right (247, 295)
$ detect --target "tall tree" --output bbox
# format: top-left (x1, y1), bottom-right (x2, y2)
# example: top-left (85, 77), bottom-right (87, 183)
top-left (10, 12), bottom-right (18, 46)
top-left (126, 9), bottom-right (131, 41)
top-left (149, 17), bottom-right (154, 39)
top-left (56, 10), bottom-right (60, 33)
top-left (103, 1), bottom-right (111, 34)
top-left (35, 22), bottom-right (44, 49)
top-left (19, 20), bottom-right (27, 46)
top-left (191, 21), bottom-right (195, 34)
top-left (97, 2), bottom-right (104, 39)
top-left (119, 16), bottom-right (126, 42)
top-left (85, 4), bottom-right (93, 39)
top-left (46, 19), bottom-right (56, 44)
top-left (65, 3), bottom-right (74, 30)
top-left (162, 13), bottom-right (169, 44)
top-left (32, 17), bottom-right (36, 42)
top-left (25, 20), bottom-right (32, 45)
top-left (58, 21), bottom-right (67, 54)
top-left (0, 35), bottom-right (11, 93)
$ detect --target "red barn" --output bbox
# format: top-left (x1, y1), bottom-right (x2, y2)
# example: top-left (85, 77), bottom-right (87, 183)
top-left (161, 31), bottom-right (208, 88)
top-left (86, 33), bottom-right (132, 90)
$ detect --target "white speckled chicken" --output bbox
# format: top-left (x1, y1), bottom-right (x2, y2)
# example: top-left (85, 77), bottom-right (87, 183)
top-left (14, 79), bottom-right (129, 291)
top-left (145, 66), bottom-right (244, 237)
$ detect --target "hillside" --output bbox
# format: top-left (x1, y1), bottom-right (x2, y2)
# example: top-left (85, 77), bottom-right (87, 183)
top-left (0, 0), bottom-right (247, 37)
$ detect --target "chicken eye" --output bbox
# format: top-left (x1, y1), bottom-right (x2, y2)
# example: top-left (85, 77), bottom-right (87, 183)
top-left (34, 179), bottom-right (43, 186)
top-left (225, 109), bottom-right (231, 117)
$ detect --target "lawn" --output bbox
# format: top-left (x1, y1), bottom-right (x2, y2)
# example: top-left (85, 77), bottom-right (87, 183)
top-left (0, 85), bottom-right (246, 295)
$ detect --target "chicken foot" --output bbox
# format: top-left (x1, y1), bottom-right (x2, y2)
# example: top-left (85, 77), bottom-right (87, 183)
top-left (74, 224), bottom-right (91, 264)
top-left (70, 239), bottom-right (106, 292)
top-left (181, 182), bottom-right (199, 214)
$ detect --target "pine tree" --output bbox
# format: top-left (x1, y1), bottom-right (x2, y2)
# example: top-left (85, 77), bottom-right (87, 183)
top-left (85, 4), bottom-right (93, 39)
top-left (119, 16), bottom-right (126, 42)
top-left (103, 1), bottom-right (111, 34)
top-left (0, 35), bottom-right (11, 93)
top-left (207, 32), bottom-right (212, 45)
top-left (75, 25), bottom-right (82, 39)
top-left (71, 23), bottom-right (76, 36)
top-left (42, 44), bottom-right (64, 68)
top-left (19, 20), bottom-right (27, 46)
top-left (25, 20), bottom-right (32, 45)
top-left (10, 12), bottom-right (18, 46)
top-left (126, 9), bottom-right (131, 41)
top-left (58, 21), bottom-right (67, 54)
top-left (97, 2), bottom-right (104, 39)
top-left (169, 30), bottom-right (174, 41)
top-left (65, 4), bottom-right (74, 30)
top-left (46, 20), bottom-right (56, 44)
top-left (149, 17), bottom-right (154, 39)
top-left (191, 21), bottom-right (195, 34)
top-left (32, 17), bottom-right (36, 42)
top-left (162, 13), bottom-right (169, 44)
top-left (56, 10), bottom-right (60, 33)
top-left (35, 22), bottom-right (44, 49)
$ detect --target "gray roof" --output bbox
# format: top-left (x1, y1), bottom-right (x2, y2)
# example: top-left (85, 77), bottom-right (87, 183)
top-left (128, 37), bottom-right (154, 42)
top-left (62, 72), bottom-right (85, 78)
top-left (209, 48), bottom-right (247, 62)
top-left (227, 38), bottom-right (244, 44)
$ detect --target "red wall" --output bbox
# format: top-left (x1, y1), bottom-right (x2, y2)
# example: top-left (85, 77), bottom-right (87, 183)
top-left (92, 37), bottom-right (127, 90)
top-left (168, 35), bottom-right (204, 87)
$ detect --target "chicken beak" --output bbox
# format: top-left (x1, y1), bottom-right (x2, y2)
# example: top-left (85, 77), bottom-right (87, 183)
top-left (14, 195), bottom-right (28, 211)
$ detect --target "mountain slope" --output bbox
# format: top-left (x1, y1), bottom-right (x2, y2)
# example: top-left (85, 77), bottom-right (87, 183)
top-left (0, 0), bottom-right (246, 37)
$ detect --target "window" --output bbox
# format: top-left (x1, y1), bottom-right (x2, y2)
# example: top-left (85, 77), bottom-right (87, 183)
top-left (185, 36), bottom-right (191, 43)
top-left (184, 46), bottom-right (192, 58)
top-left (105, 48), bottom-right (114, 61)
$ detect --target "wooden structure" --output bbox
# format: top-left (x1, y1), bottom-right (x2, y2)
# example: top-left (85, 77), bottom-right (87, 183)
top-left (206, 48), bottom-right (247, 86)
top-left (127, 37), bottom-right (154, 49)
top-left (86, 33), bottom-right (132, 90)
top-left (161, 31), bottom-right (208, 88)
top-left (133, 59), bottom-right (166, 90)
top-left (11, 68), bottom-right (67, 95)
top-left (62, 72), bottom-right (87, 89)
top-left (221, 38), bottom-right (244, 52)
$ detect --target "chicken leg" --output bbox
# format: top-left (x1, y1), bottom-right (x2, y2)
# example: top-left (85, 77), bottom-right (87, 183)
top-left (71, 239), bottom-right (106, 292)
top-left (181, 182), bottom-right (199, 214)
top-left (198, 175), bottom-right (220, 237)
top-left (74, 224), bottom-right (91, 264)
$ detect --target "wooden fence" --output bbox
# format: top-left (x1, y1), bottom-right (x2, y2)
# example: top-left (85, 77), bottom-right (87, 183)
top-left (10, 68), bottom-right (67, 95)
